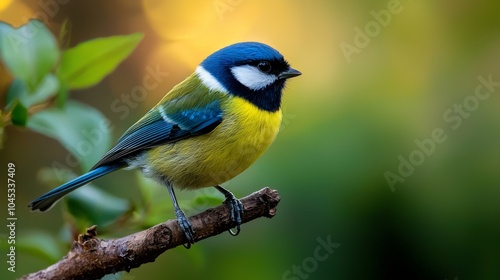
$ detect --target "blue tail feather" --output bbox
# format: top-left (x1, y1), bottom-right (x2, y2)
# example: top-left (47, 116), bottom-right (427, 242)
top-left (29, 164), bottom-right (123, 212)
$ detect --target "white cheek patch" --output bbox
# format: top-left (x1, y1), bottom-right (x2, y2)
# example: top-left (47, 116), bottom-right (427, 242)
top-left (195, 66), bottom-right (229, 93)
top-left (230, 65), bottom-right (277, 91)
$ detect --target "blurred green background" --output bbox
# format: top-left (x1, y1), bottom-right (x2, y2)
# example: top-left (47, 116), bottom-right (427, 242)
top-left (1, 0), bottom-right (500, 279)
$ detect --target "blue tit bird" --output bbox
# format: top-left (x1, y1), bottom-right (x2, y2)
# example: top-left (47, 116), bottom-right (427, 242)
top-left (29, 42), bottom-right (301, 246)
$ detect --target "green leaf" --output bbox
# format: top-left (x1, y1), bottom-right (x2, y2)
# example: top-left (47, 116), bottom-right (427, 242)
top-left (16, 232), bottom-right (63, 263)
top-left (6, 74), bottom-right (59, 109)
top-left (58, 33), bottom-right (143, 89)
top-left (58, 19), bottom-right (72, 50)
top-left (11, 102), bottom-right (28, 126)
top-left (67, 185), bottom-right (131, 226)
top-left (28, 73), bottom-right (59, 106)
top-left (0, 19), bottom-right (59, 90)
top-left (27, 101), bottom-right (111, 170)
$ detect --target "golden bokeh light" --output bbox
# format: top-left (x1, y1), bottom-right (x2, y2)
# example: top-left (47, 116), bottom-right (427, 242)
top-left (0, 0), bottom-right (33, 27)
top-left (141, 0), bottom-right (307, 70)
top-left (0, 0), bottom-right (12, 12)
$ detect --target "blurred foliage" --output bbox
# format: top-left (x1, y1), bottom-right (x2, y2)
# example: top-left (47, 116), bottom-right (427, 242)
top-left (1, 1), bottom-right (500, 280)
top-left (0, 19), bottom-right (221, 279)
top-left (0, 19), bottom-right (151, 279)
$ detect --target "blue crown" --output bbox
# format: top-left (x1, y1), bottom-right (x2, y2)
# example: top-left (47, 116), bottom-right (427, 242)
top-left (201, 42), bottom-right (284, 69)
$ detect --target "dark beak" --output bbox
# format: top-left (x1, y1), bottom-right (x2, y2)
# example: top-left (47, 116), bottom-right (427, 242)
top-left (278, 67), bottom-right (302, 80)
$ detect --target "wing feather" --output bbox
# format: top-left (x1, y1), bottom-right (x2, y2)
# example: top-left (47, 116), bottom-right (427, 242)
top-left (91, 76), bottom-right (225, 170)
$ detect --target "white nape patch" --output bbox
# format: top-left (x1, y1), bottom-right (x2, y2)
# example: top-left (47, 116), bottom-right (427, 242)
top-left (195, 66), bottom-right (229, 93)
top-left (230, 65), bottom-right (277, 91)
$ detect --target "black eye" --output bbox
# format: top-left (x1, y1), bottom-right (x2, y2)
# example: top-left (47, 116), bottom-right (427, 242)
top-left (257, 61), bottom-right (272, 73)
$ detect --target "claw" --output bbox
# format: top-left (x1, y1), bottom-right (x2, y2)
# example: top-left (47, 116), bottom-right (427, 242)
top-left (226, 195), bottom-right (243, 224)
top-left (215, 185), bottom-right (244, 236)
top-left (175, 208), bottom-right (195, 247)
top-left (228, 225), bottom-right (240, 236)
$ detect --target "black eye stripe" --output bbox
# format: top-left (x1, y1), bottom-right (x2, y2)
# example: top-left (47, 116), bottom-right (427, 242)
top-left (241, 59), bottom-right (290, 75)
top-left (257, 61), bottom-right (272, 73)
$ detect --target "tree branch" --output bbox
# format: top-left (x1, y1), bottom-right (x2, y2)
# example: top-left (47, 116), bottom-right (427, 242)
top-left (20, 187), bottom-right (280, 280)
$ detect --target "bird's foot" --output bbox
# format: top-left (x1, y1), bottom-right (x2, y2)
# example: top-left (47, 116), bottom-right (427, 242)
top-left (175, 208), bottom-right (195, 248)
top-left (224, 196), bottom-right (243, 236)
top-left (214, 185), bottom-right (244, 236)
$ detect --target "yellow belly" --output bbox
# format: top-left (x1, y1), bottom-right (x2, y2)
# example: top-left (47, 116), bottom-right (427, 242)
top-left (145, 97), bottom-right (282, 189)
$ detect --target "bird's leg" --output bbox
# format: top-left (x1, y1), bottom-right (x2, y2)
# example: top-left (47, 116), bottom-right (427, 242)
top-left (166, 181), bottom-right (194, 248)
top-left (214, 185), bottom-right (243, 236)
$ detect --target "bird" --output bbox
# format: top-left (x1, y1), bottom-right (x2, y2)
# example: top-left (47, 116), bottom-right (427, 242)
top-left (29, 41), bottom-right (301, 247)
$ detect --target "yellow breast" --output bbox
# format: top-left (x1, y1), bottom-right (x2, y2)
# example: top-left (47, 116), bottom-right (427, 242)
top-left (146, 96), bottom-right (282, 189)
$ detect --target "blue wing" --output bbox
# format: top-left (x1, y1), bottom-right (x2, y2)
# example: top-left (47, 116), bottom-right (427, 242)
top-left (91, 100), bottom-right (223, 169)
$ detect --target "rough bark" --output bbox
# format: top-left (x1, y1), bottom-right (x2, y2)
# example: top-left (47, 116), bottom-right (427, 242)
top-left (20, 187), bottom-right (280, 280)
